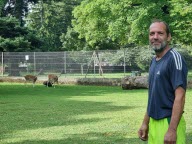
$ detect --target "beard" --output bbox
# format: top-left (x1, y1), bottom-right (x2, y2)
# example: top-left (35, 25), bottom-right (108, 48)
top-left (150, 41), bottom-right (167, 53)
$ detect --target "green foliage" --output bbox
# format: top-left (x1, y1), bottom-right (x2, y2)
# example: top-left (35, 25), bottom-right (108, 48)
top-left (60, 27), bottom-right (91, 51)
top-left (67, 51), bottom-right (93, 66)
top-left (1, 0), bottom-right (38, 26)
top-left (99, 46), bottom-right (153, 71)
top-left (1, 0), bottom-right (192, 52)
top-left (72, 0), bottom-right (167, 46)
top-left (72, 0), bottom-right (192, 47)
top-left (135, 46), bottom-right (153, 71)
top-left (72, 0), bottom-right (114, 46)
top-left (0, 17), bottom-right (43, 52)
top-left (0, 17), bottom-right (24, 38)
top-left (0, 36), bottom-right (30, 52)
top-left (169, 1), bottom-right (192, 45)
top-left (0, 0), bottom-right (7, 16)
top-left (27, 0), bottom-right (81, 51)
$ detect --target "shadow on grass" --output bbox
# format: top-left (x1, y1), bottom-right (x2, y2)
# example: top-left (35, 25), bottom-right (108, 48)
top-left (6, 132), bottom-right (147, 144)
top-left (0, 84), bottom-right (147, 97)
top-left (0, 99), bottom-right (138, 127)
top-left (0, 84), bottom-right (192, 143)
top-left (186, 132), bottom-right (192, 143)
top-left (0, 84), bottom-right (146, 142)
top-left (2, 132), bottom-right (192, 144)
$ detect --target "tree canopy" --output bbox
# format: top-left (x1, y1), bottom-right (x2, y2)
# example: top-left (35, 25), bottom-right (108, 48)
top-left (0, 0), bottom-right (192, 52)
top-left (0, 17), bottom-right (42, 52)
top-left (72, 0), bottom-right (192, 47)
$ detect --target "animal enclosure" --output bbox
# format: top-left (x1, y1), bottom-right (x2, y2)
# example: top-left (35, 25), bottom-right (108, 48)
top-left (0, 50), bottom-right (147, 78)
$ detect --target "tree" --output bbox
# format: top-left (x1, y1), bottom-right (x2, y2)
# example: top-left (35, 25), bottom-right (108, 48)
top-left (169, 0), bottom-right (192, 45)
top-left (0, 17), bottom-right (41, 76)
top-left (72, 0), bottom-right (192, 48)
top-left (0, 0), bottom-right (7, 16)
top-left (27, 0), bottom-right (82, 51)
top-left (60, 27), bottom-right (91, 51)
top-left (0, 16), bottom-right (42, 52)
top-left (0, 16), bottom-right (43, 76)
top-left (1, 0), bottom-right (38, 26)
top-left (135, 46), bottom-right (153, 71)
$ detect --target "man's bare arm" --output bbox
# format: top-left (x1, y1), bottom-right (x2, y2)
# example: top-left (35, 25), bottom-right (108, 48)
top-left (164, 86), bottom-right (186, 143)
top-left (138, 113), bottom-right (150, 141)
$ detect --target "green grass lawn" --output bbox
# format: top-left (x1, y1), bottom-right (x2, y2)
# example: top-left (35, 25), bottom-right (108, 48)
top-left (0, 83), bottom-right (192, 144)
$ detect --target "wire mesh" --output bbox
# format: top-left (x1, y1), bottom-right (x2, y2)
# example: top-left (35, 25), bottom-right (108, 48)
top-left (0, 50), bottom-right (147, 79)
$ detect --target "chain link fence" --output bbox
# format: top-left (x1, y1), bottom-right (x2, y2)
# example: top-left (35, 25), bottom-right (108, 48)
top-left (1, 50), bottom-right (151, 79)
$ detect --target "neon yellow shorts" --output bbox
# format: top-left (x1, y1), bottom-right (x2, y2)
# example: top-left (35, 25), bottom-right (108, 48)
top-left (148, 116), bottom-right (186, 144)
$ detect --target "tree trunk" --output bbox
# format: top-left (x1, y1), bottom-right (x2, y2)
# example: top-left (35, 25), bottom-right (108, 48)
top-left (121, 76), bottom-right (148, 90)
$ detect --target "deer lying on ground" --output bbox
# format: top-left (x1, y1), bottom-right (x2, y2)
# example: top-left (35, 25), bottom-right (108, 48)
top-left (47, 74), bottom-right (59, 88)
top-left (24, 75), bottom-right (37, 87)
top-left (43, 80), bottom-right (53, 87)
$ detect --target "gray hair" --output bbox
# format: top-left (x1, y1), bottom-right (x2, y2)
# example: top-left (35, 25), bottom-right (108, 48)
top-left (150, 19), bottom-right (171, 35)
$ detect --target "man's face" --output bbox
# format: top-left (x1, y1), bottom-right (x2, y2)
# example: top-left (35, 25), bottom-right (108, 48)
top-left (149, 22), bottom-right (171, 52)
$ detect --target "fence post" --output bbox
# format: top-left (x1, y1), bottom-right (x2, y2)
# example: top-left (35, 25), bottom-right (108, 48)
top-left (34, 52), bottom-right (36, 75)
top-left (1, 52), bottom-right (3, 76)
top-left (123, 48), bottom-right (126, 77)
top-left (64, 52), bottom-right (66, 77)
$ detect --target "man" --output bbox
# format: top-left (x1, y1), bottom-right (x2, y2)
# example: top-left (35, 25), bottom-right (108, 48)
top-left (138, 19), bottom-right (188, 144)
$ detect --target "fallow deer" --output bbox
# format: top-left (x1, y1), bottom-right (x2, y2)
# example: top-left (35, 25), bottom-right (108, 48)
top-left (43, 80), bottom-right (53, 87)
top-left (24, 75), bottom-right (37, 87)
top-left (47, 74), bottom-right (59, 88)
top-left (24, 69), bottom-right (43, 87)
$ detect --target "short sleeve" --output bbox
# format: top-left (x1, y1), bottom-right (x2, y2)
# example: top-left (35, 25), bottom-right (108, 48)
top-left (170, 49), bottom-right (188, 90)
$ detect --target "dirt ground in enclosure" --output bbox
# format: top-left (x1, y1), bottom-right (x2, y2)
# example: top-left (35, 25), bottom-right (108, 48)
top-left (0, 77), bottom-right (192, 89)
top-left (0, 77), bottom-right (122, 86)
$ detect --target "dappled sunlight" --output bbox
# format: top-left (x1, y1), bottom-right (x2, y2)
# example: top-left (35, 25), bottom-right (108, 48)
top-left (0, 85), bottom-right (192, 143)
top-left (0, 120), bottom-right (137, 144)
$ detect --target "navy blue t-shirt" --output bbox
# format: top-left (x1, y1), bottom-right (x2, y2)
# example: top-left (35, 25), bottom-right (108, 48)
top-left (147, 48), bottom-right (188, 120)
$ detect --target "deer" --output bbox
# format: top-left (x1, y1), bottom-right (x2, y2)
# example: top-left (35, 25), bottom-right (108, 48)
top-left (24, 69), bottom-right (43, 87)
top-left (24, 75), bottom-right (37, 87)
top-left (47, 74), bottom-right (59, 88)
top-left (47, 70), bottom-right (63, 88)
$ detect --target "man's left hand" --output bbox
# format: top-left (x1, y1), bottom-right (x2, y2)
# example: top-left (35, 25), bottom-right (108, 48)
top-left (164, 128), bottom-right (177, 144)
